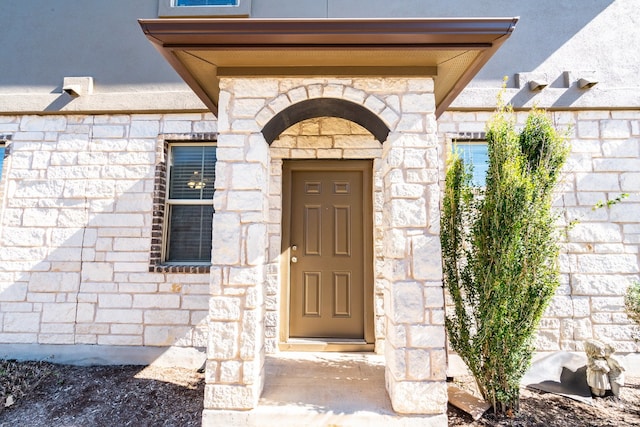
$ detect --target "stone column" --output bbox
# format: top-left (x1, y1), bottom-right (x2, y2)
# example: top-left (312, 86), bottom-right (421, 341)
top-left (203, 78), bottom-right (271, 412)
top-left (382, 78), bottom-right (448, 414)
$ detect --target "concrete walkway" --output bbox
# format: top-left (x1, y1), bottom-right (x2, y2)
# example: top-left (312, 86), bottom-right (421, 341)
top-left (203, 352), bottom-right (447, 426)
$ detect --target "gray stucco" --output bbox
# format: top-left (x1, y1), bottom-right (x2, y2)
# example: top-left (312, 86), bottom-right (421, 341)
top-left (2, 1), bottom-right (179, 92)
top-left (1, 0), bottom-right (638, 112)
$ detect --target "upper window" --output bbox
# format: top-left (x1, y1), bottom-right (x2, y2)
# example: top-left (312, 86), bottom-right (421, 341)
top-left (175, 0), bottom-right (237, 5)
top-left (453, 140), bottom-right (488, 187)
top-left (164, 144), bottom-right (216, 264)
top-left (158, 0), bottom-right (249, 17)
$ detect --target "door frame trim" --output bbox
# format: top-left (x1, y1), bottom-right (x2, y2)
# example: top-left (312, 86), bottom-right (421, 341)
top-left (279, 159), bottom-right (374, 351)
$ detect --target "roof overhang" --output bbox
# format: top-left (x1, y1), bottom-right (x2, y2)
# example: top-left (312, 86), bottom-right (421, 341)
top-left (139, 18), bottom-right (518, 117)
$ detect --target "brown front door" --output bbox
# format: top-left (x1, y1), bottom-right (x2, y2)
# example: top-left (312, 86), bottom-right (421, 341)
top-left (284, 160), bottom-right (372, 340)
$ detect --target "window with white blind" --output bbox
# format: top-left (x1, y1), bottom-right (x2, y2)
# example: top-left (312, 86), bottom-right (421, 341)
top-left (164, 144), bottom-right (216, 264)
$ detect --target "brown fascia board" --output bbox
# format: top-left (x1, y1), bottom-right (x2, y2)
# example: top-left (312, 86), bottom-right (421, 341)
top-left (139, 18), bottom-right (518, 116)
top-left (140, 18), bottom-right (517, 47)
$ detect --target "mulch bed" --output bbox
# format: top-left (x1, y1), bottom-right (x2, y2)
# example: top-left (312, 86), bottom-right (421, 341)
top-left (448, 376), bottom-right (640, 426)
top-left (0, 360), bottom-right (204, 427)
top-left (1, 359), bottom-right (639, 426)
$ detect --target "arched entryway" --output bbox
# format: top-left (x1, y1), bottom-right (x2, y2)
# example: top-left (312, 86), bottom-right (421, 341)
top-left (206, 77), bottom-right (448, 418)
top-left (264, 99), bottom-right (389, 354)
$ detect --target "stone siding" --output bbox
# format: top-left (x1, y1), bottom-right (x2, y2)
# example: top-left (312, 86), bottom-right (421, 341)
top-left (438, 110), bottom-right (640, 354)
top-left (206, 77), bottom-right (447, 415)
top-left (1, 101), bottom-right (637, 418)
top-left (0, 113), bottom-right (216, 349)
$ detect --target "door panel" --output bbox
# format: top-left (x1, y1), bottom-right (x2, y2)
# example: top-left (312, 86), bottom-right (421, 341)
top-left (289, 167), bottom-right (365, 339)
top-left (334, 206), bottom-right (351, 256)
top-left (303, 272), bottom-right (321, 316)
top-left (304, 205), bottom-right (322, 255)
top-left (333, 272), bottom-right (351, 317)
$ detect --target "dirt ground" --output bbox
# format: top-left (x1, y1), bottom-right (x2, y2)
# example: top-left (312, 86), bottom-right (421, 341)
top-left (1, 360), bottom-right (639, 426)
top-left (448, 379), bottom-right (640, 427)
top-left (0, 361), bottom-right (204, 427)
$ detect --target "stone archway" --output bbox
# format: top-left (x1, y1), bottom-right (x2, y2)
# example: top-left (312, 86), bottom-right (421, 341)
top-left (262, 98), bottom-right (391, 144)
top-left (205, 77), bottom-right (447, 418)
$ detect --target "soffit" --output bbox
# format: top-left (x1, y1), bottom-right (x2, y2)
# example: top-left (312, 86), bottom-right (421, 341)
top-left (139, 18), bottom-right (518, 117)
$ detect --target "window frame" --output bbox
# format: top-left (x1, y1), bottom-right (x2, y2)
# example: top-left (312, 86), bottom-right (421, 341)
top-left (0, 137), bottom-right (9, 216)
top-left (158, 0), bottom-right (250, 17)
top-left (149, 133), bottom-right (217, 274)
top-left (175, 0), bottom-right (238, 6)
top-left (0, 142), bottom-right (5, 182)
top-left (449, 133), bottom-right (488, 188)
top-left (163, 142), bottom-right (216, 265)
top-left (0, 136), bottom-right (10, 182)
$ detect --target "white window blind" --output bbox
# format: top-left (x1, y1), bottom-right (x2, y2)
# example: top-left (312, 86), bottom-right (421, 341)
top-left (165, 144), bottom-right (216, 263)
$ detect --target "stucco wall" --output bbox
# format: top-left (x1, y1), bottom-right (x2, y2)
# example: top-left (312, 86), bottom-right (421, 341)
top-left (1, 0), bottom-right (638, 113)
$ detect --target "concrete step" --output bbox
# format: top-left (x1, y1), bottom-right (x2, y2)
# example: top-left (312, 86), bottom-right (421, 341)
top-left (202, 352), bottom-right (447, 427)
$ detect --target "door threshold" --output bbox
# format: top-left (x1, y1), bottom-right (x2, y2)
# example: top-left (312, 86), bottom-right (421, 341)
top-left (279, 338), bottom-right (374, 352)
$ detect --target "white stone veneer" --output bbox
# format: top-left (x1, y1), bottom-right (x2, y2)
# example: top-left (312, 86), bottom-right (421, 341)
top-left (438, 110), bottom-right (640, 354)
top-left (0, 99), bottom-right (637, 418)
top-left (0, 113), bottom-right (216, 351)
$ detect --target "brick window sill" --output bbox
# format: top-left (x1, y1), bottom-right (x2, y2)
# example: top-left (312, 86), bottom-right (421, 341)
top-left (149, 264), bottom-right (211, 274)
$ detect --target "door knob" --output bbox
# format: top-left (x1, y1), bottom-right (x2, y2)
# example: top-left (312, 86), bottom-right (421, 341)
top-left (291, 256), bottom-right (298, 263)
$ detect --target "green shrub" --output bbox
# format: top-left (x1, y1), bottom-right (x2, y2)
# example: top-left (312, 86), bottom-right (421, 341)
top-left (441, 99), bottom-right (569, 415)
top-left (625, 281), bottom-right (640, 326)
